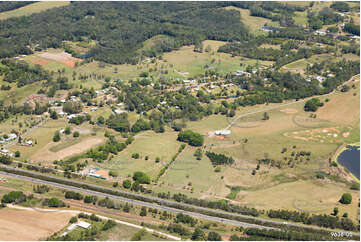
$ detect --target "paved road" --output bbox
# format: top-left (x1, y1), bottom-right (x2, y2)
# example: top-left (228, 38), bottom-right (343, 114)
top-left (1, 168), bottom-right (359, 237)
top-left (0, 169), bottom-right (274, 230)
top-left (7, 204), bottom-right (181, 241)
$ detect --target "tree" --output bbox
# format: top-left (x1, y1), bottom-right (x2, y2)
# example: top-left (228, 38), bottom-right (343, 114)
top-left (70, 216), bottom-right (78, 223)
top-left (14, 151), bottom-right (20, 157)
top-left (65, 126), bottom-right (71, 135)
top-left (73, 131), bottom-right (80, 137)
top-left (207, 231), bottom-right (222, 241)
top-left (133, 171), bottom-right (150, 184)
top-left (194, 148), bottom-right (203, 160)
top-left (177, 130), bottom-right (204, 146)
top-left (330, 2), bottom-right (350, 12)
top-left (123, 179), bottom-right (132, 189)
top-left (97, 116), bottom-right (105, 125)
top-left (140, 206), bottom-right (147, 216)
top-left (0, 155), bottom-right (12, 165)
top-left (339, 193), bottom-right (352, 204)
top-left (262, 112), bottom-right (269, 120)
top-left (333, 207), bottom-right (339, 216)
top-left (230, 234), bottom-right (240, 241)
top-left (109, 170), bottom-right (118, 177)
top-left (350, 182), bottom-right (359, 190)
top-left (304, 98), bottom-right (323, 112)
top-left (53, 131), bottom-right (60, 142)
top-left (50, 110), bottom-right (58, 120)
top-left (192, 227), bottom-right (207, 241)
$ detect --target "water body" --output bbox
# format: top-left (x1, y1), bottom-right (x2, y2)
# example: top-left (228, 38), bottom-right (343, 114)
top-left (337, 145), bottom-right (360, 180)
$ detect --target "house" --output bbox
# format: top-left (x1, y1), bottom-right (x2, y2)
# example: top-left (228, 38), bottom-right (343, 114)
top-left (214, 130), bottom-right (231, 136)
top-left (209, 84), bottom-right (217, 89)
top-left (236, 70), bottom-right (251, 77)
top-left (314, 30), bottom-right (326, 36)
top-left (91, 107), bottom-right (98, 112)
top-left (67, 114), bottom-right (77, 119)
top-left (316, 76), bottom-right (325, 82)
top-left (25, 140), bottom-right (33, 146)
top-left (8, 133), bottom-right (17, 140)
top-left (77, 221), bottom-right (91, 229)
top-left (114, 109), bottom-right (124, 115)
top-left (60, 99), bottom-right (66, 103)
top-left (260, 26), bottom-right (280, 32)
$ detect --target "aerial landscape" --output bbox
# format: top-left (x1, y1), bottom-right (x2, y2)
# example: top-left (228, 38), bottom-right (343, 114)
top-left (0, 0), bottom-right (360, 241)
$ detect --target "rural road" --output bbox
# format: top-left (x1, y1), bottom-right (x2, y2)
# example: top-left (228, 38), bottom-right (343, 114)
top-left (6, 204), bottom-right (181, 241)
top-left (1, 168), bottom-right (360, 237)
top-left (224, 74), bottom-right (360, 130)
top-left (0, 169), bottom-right (275, 230)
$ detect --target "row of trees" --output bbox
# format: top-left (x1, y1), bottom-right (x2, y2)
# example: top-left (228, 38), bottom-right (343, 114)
top-left (267, 208), bottom-right (357, 231)
top-left (205, 151), bottom-right (235, 166)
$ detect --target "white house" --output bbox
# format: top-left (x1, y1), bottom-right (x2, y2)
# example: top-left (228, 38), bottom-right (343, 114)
top-left (214, 130), bottom-right (231, 136)
top-left (77, 221), bottom-right (91, 229)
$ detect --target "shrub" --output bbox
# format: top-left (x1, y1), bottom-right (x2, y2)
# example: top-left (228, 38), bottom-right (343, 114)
top-left (109, 170), bottom-right (118, 177)
top-left (69, 216), bottom-right (78, 223)
top-left (53, 131), bottom-right (60, 142)
top-left (133, 171), bottom-right (150, 184)
top-left (339, 193), bottom-right (352, 204)
top-left (177, 130), bottom-right (204, 146)
top-left (73, 131), bottom-right (80, 137)
top-left (122, 179), bottom-right (132, 189)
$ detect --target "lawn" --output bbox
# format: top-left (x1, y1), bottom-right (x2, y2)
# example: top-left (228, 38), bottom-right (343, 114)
top-left (0, 1), bottom-right (70, 20)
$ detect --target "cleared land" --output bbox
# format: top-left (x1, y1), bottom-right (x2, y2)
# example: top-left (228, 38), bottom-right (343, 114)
top-left (101, 130), bottom-right (181, 179)
top-left (0, 208), bottom-right (75, 241)
top-left (32, 136), bottom-right (105, 162)
top-left (0, 1), bottom-right (70, 20)
top-left (224, 6), bottom-right (280, 35)
top-left (38, 51), bottom-right (80, 67)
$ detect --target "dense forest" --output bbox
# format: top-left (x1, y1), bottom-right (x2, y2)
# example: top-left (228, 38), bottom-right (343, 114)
top-left (0, 1), bottom-right (249, 64)
top-left (0, 1), bottom-right (33, 13)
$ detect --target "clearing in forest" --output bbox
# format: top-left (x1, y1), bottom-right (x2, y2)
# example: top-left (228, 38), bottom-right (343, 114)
top-left (38, 51), bottom-right (80, 67)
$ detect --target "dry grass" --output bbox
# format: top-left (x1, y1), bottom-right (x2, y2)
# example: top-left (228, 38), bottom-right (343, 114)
top-left (316, 80), bottom-right (360, 125)
top-left (0, 208), bottom-right (74, 241)
top-left (31, 137), bottom-right (105, 162)
top-left (240, 179), bottom-right (360, 222)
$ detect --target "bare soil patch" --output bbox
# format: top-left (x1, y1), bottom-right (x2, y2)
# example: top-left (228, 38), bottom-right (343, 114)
top-left (38, 51), bottom-right (80, 67)
top-left (0, 208), bottom-right (73, 241)
top-left (31, 137), bottom-right (104, 162)
top-left (32, 58), bottom-right (50, 66)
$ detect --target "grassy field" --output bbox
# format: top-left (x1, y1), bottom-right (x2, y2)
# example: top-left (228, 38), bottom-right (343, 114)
top-left (0, 1), bottom-right (70, 20)
top-left (158, 146), bottom-right (225, 197)
top-left (293, 11), bottom-right (308, 27)
top-left (98, 130), bottom-right (181, 179)
top-left (163, 41), bottom-right (274, 77)
top-left (223, 6), bottom-right (280, 35)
